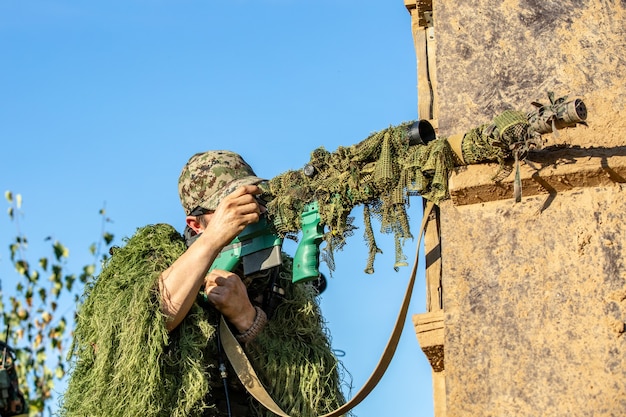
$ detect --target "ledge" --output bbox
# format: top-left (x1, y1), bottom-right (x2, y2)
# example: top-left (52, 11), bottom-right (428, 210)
top-left (448, 146), bottom-right (626, 206)
top-left (413, 310), bottom-right (445, 372)
top-left (404, 0), bottom-right (433, 27)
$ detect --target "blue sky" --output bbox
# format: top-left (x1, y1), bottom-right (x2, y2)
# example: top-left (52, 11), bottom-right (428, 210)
top-left (0, 1), bottom-right (434, 416)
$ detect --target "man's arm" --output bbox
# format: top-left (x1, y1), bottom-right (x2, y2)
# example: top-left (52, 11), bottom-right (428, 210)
top-left (158, 185), bottom-right (261, 332)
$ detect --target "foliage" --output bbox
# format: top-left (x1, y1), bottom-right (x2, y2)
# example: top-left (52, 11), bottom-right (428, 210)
top-left (1, 191), bottom-right (114, 416)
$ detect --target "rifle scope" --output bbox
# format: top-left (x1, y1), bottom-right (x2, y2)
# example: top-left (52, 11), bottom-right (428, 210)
top-left (528, 97), bottom-right (587, 135)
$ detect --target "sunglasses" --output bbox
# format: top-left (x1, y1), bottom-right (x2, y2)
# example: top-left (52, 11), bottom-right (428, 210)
top-left (189, 207), bottom-right (214, 216)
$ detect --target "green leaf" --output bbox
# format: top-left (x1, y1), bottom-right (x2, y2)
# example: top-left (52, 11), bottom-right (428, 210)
top-left (41, 311), bottom-right (52, 324)
top-left (103, 232), bottom-right (114, 245)
top-left (84, 264), bottom-right (95, 276)
top-left (57, 317), bottom-right (66, 332)
top-left (29, 400), bottom-right (44, 414)
top-left (55, 364), bottom-right (65, 379)
top-left (30, 269), bottom-right (40, 284)
top-left (52, 241), bottom-right (69, 260)
top-left (51, 280), bottom-right (62, 297)
top-left (83, 268), bottom-right (94, 282)
top-left (4, 190), bottom-right (12, 203)
top-left (36, 347), bottom-right (47, 363)
top-left (39, 257), bottom-right (49, 271)
top-left (25, 286), bottom-right (33, 304)
top-left (65, 274), bottom-right (76, 291)
top-left (15, 260), bottom-right (29, 276)
top-left (9, 243), bottom-right (18, 260)
top-left (38, 288), bottom-right (47, 304)
top-left (51, 265), bottom-right (62, 284)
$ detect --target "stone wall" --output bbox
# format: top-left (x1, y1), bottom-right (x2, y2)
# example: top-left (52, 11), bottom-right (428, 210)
top-left (435, 0), bottom-right (626, 150)
top-left (407, 0), bottom-right (626, 415)
top-left (441, 185), bottom-right (626, 416)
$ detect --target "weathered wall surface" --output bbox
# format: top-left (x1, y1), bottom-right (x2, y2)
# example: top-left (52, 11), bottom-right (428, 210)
top-left (440, 186), bottom-right (626, 416)
top-left (428, 0), bottom-right (626, 416)
top-left (435, 0), bottom-right (626, 150)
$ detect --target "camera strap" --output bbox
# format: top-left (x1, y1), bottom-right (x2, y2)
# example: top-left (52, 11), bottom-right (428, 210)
top-left (219, 201), bottom-right (434, 417)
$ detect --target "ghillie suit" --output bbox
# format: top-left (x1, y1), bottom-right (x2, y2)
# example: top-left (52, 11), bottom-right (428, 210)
top-left (59, 224), bottom-right (347, 417)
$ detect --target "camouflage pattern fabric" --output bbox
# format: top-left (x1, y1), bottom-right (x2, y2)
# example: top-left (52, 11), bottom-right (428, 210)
top-left (178, 150), bottom-right (264, 215)
top-left (260, 111), bottom-right (537, 275)
top-left (259, 122), bottom-right (457, 274)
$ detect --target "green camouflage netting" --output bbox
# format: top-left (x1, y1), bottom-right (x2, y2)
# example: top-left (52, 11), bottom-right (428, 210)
top-left (261, 110), bottom-right (535, 274)
top-left (261, 122), bottom-right (457, 274)
top-left (461, 110), bottom-right (531, 165)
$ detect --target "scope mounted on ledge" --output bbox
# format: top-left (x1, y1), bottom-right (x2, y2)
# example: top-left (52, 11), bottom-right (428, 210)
top-left (528, 94), bottom-right (588, 135)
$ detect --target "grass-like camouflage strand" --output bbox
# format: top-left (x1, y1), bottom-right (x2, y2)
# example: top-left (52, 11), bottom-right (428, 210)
top-left (261, 111), bottom-right (531, 275)
top-left (60, 224), bottom-right (348, 417)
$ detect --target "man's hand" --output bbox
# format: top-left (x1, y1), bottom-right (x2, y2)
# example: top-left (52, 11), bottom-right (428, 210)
top-left (204, 269), bottom-right (256, 332)
top-left (204, 185), bottom-right (263, 249)
top-left (159, 185), bottom-right (263, 332)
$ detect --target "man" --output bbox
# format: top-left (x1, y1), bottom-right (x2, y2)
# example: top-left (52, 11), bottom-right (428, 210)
top-left (60, 151), bottom-right (347, 417)
top-left (160, 150), bottom-right (269, 336)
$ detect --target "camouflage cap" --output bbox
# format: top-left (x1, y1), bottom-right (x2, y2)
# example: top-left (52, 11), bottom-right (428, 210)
top-left (178, 150), bottom-right (264, 215)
